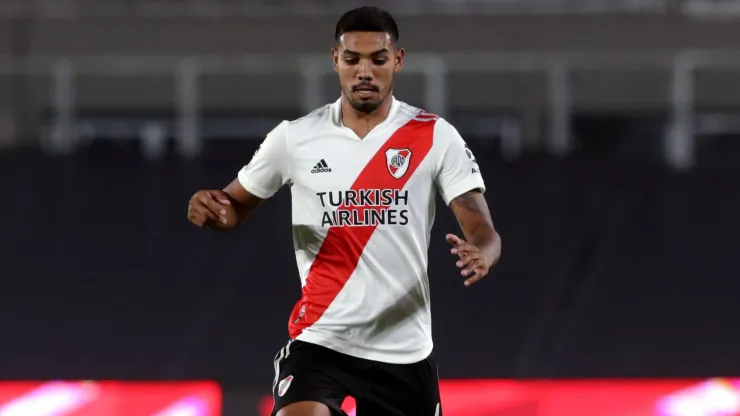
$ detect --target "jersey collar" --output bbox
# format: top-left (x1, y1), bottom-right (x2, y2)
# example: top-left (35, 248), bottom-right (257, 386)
top-left (332, 95), bottom-right (400, 131)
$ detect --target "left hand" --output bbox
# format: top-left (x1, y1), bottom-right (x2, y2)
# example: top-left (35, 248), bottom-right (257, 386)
top-left (446, 233), bottom-right (491, 287)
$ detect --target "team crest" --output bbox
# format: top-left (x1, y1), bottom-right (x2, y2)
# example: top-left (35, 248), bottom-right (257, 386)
top-left (385, 148), bottom-right (412, 179)
top-left (277, 375), bottom-right (293, 397)
top-left (464, 144), bottom-right (477, 162)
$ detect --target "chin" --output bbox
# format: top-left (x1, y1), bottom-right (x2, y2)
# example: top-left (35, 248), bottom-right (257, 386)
top-left (349, 95), bottom-right (385, 114)
top-left (351, 101), bottom-right (381, 114)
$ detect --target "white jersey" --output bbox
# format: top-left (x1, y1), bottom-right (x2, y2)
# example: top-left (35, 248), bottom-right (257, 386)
top-left (238, 97), bottom-right (485, 364)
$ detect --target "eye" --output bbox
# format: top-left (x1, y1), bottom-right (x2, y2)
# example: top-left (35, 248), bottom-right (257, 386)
top-left (344, 58), bottom-right (358, 65)
top-left (373, 58), bottom-right (387, 65)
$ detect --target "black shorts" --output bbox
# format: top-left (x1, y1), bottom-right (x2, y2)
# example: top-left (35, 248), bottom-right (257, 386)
top-left (271, 339), bottom-right (442, 416)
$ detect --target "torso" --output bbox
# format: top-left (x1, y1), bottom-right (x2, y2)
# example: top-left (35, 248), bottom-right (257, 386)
top-left (285, 98), bottom-right (441, 364)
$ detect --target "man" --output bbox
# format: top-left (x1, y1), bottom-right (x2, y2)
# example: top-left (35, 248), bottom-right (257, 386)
top-left (187, 6), bottom-right (501, 416)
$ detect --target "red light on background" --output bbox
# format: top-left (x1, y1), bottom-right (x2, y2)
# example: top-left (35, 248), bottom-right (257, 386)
top-left (0, 381), bottom-right (221, 416)
top-left (259, 378), bottom-right (740, 416)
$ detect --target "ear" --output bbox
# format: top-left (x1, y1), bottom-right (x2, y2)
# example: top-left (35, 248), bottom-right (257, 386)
top-left (331, 47), bottom-right (339, 73)
top-left (394, 48), bottom-right (405, 73)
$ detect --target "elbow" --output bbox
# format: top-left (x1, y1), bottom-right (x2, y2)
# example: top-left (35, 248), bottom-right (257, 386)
top-left (488, 228), bottom-right (502, 263)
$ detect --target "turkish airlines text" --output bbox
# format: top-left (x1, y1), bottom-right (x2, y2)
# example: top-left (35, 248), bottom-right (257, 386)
top-left (316, 189), bottom-right (409, 227)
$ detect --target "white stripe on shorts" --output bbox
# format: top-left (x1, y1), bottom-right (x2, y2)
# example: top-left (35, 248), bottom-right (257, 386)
top-left (272, 339), bottom-right (294, 395)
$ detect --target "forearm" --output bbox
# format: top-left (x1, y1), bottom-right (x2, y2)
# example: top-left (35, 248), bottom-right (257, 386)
top-left (450, 190), bottom-right (501, 267)
top-left (223, 179), bottom-right (265, 226)
top-left (461, 220), bottom-right (501, 266)
top-left (231, 197), bottom-right (260, 225)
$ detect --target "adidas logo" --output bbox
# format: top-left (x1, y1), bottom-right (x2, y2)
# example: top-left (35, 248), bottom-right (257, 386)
top-left (311, 159), bottom-right (332, 174)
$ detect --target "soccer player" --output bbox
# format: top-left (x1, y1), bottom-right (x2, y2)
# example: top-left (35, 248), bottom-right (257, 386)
top-left (187, 6), bottom-right (501, 416)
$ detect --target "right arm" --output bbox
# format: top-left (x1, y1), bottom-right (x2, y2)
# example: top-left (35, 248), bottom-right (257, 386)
top-left (221, 178), bottom-right (265, 226)
top-left (188, 121), bottom-right (290, 230)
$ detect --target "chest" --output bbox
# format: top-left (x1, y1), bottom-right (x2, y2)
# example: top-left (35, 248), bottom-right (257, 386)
top-left (289, 132), bottom-right (436, 193)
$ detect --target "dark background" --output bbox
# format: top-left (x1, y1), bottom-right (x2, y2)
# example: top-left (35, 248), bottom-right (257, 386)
top-left (1, 1), bottom-right (740, 415)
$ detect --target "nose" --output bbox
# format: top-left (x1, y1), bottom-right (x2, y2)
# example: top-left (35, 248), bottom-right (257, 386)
top-left (357, 60), bottom-right (373, 81)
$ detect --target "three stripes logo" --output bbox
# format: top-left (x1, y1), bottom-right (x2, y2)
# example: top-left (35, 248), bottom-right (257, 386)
top-left (311, 159), bottom-right (332, 174)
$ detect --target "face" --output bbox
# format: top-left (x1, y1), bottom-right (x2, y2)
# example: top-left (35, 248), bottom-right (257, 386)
top-left (332, 32), bottom-right (404, 114)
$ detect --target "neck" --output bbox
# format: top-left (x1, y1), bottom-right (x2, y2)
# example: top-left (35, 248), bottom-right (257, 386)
top-left (340, 93), bottom-right (393, 130)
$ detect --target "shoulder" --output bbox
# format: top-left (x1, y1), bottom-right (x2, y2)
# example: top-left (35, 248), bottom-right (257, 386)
top-left (392, 102), bottom-right (464, 152)
top-left (288, 103), bottom-right (335, 130)
top-left (266, 119), bottom-right (290, 138)
top-left (400, 103), bottom-right (460, 145)
top-left (395, 100), bottom-right (441, 124)
top-left (273, 103), bottom-right (336, 146)
top-left (432, 117), bottom-right (462, 145)
top-left (394, 101), bottom-right (456, 134)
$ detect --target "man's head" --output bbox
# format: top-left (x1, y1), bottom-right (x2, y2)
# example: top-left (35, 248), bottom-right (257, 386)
top-left (332, 6), bottom-right (404, 114)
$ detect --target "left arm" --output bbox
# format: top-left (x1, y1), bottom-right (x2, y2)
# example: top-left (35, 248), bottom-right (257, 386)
top-left (432, 118), bottom-right (501, 286)
top-left (448, 190), bottom-right (502, 286)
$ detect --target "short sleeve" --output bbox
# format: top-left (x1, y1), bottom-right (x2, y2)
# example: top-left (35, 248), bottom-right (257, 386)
top-left (434, 119), bottom-right (486, 205)
top-left (237, 120), bottom-right (291, 199)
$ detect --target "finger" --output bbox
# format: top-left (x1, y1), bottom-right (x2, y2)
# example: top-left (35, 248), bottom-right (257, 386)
top-left (452, 243), bottom-right (478, 256)
top-left (460, 260), bottom-right (483, 277)
top-left (449, 237), bottom-right (470, 256)
top-left (188, 213), bottom-right (206, 227)
top-left (451, 246), bottom-right (472, 255)
top-left (446, 233), bottom-right (465, 246)
top-left (455, 251), bottom-right (480, 266)
top-left (198, 193), bottom-right (228, 217)
top-left (207, 190), bottom-right (231, 206)
top-left (194, 210), bottom-right (227, 226)
top-left (192, 205), bottom-right (219, 223)
top-left (457, 257), bottom-right (482, 271)
top-left (464, 269), bottom-right (488, 287)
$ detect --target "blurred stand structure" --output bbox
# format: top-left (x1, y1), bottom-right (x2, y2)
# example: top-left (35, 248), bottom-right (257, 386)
top-left (2, 0), bottom-right (740, 168)
top-left (0, 0), bottom-right (681, 17)
top-left (2, 2), bottom-right (740, 415)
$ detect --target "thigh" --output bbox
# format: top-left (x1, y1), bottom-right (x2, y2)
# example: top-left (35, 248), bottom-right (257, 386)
top-left (271, 340), bottom-right (350, 416)
top-left (354, 354), bottom-right (442, 416)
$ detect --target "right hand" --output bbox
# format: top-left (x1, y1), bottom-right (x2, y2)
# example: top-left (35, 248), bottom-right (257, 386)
top-left (187, 190), bottom-right (239, 230)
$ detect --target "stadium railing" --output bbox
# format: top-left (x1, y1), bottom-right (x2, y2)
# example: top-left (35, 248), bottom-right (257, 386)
top-left (0, 0), bottom-right (677, 18)
top-left (0, 48), bottom-right (738, 169)
top-left (683, 0), bottom-right (740, 17)
top-left (3, 0), bottom-right (740, 18)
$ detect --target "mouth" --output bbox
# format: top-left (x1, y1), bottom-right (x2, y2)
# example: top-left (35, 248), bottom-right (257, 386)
top-left (353, 85), bottom-right (378, 99)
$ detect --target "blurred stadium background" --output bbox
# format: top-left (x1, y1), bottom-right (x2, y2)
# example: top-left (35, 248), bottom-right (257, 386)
top-left (2, 0), bottom-right (740, 414)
